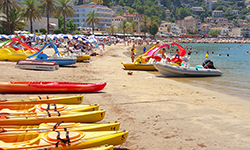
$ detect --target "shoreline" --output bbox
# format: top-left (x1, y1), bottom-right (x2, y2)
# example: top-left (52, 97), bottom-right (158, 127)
top-left (1, 43), bottom-right (250, 149)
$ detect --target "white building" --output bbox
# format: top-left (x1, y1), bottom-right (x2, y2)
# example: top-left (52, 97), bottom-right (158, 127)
top-left (66, 4), bottom-right (113, 30)
top-left (112, 16), bottom-right (126, 27)
top-left (23, 17), bottom-right (58, 33)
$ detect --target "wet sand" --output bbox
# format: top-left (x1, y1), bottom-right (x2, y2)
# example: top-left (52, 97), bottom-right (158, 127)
top-left (1, 43), bottom-right (250, 149)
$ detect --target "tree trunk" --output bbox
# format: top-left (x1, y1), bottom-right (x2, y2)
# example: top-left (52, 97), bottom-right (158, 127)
top-left (6, 5), bottom-right (10, 35)
top-left (47, 2), bottom-right (49, 34)
top-left (63, 14), bottom-right (66, 34)
top-left (92, 23), bottom-right (94, 35)
top-left (30, 17), bottom-right (33, 33)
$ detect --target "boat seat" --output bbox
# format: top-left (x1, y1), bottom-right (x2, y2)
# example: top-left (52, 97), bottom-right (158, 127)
top-left (35, 53), bottom-right (49, 60)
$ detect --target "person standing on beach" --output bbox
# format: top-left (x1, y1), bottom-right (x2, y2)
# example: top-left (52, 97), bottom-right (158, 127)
top-left (143, 46), bottom-right (146, 54)
top-left (131, 48), bottom-right (136, 62)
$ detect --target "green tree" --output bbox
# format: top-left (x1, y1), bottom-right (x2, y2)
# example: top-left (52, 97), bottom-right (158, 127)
top-left (0, 9), bottom-right (27, 34)
top-left (107, 25), bottom-right (115, 36)
top-left (167, 25), bottom-right (171, 33)
top-left (66, 19), bottom-right (77, 33)
top-left (22, 0), bottom-right (41, 33)
top-left (41, 0), bottom-right (57, 34)
top-left (55, 0), bottom-right (75, 34)
top-left (0, 0), bottom-right (21, 34)
top-left (39, 28), bottom-right (47, 34)
top-left (118, 20), bottom-right (128, 39)
top-left (128, 7), bottom-right (135, 14)
top-left (149, 23), bottom-right (158, 37)
top-left (194, 28), bottom-right (199, 35)
top-left (141, 15), bottom-right (148, 38)
top-left (209, 30), bottom-right (217, 37)
top-left (53, 29), bottom-right (62, 34)
top-left (85, 10), bottom-right (100, 35)
top-left (118, 0), bottom-right (124, 6)
top-left (130, 21), bottom-right (138, 36)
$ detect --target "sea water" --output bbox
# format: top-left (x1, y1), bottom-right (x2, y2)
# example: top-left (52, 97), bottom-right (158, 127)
top-left (133, 43), bottom-right (250, 100)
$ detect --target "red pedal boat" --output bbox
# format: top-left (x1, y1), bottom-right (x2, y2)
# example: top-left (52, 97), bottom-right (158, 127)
top-left (0, 81), bottom-right (107, 93)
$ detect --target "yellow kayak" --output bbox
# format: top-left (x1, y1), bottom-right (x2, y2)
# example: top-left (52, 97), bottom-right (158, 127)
top-left (0, 130), bottom-right (128, 149)
top-left (0, 122), bottom-right (120, 132)
top-left (76, 55), bottom-right (91, 62)
top-left (0, 104), bottom-right (99, 115)
top-left (0, 95), bottom-right (83, 104)
top-left (82, 145), bottom-right (113, 150)
top-left (0, 110), bottom-right (105, 125)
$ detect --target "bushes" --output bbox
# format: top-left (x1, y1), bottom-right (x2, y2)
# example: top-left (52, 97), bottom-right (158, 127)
top-left (39, 28), bottom-right (47, 34)
top-left (53, 29), bottom-right (62, 34)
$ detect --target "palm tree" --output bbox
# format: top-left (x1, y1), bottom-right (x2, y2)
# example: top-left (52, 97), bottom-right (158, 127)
top-left (130, 21), bottom-right (138, 36)
top-left (141, 15), bottom-right (148, 39)
top-left (167, 25), bottom-right (171, 33)
top-left (41, 0), bottom-right (57, 34)
top-left (55, 0), bottom-right (75, 34)
top-left (85, 10), bottom-right (100, 35)
top-left (119, 20), bottom-right (129, 39)
top-left (0, 9), bottom-right (27, 34)
top-left (148, 17), bottom-right (156, 38)
top-left (0, 0), bottom-right (21, 34)
top-left (22, 0), bottom-right (41, 33)
top-left (107, 25), bottom-right (115, 36)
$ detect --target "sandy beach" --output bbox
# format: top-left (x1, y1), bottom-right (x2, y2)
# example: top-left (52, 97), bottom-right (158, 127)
top-left (1, 43), bottom-right (250, 150)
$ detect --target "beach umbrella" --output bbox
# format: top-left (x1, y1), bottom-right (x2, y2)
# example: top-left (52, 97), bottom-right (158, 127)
top-left (0, 35), bottom-right (7, 39)
top-left (8, 35), bottom-right (16, 39)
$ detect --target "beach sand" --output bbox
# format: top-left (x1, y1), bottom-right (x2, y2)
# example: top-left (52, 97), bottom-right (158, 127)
top-left (1, 43), bottom-right (250, 149)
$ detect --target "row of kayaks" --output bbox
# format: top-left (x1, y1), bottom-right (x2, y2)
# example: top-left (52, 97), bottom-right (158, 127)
top-left (0, 95), bottom-right (128, 149)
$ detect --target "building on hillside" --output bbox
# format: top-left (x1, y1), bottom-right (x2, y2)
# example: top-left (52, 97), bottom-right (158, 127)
top-left (176, 16), bottom-right (201, 34)
top-left (212, 10), bottom-right (224, 18)
top-left (204, 0), bottom-right (212, 10)
top-left (237, 19), bottom-right (247, 26)
top-left (200, 23), bottom-right (210, 34)
top-left (232, 28), bottom-right (242, 37)
top-left (159, 21), bottom-right (180, 36)
top-left (66, 4), bottom-right (113, 31)
top-left (216, 18), bottom-right (228, 27)
top-left (205, 17), bottom-right (214, 23)
top-left (165, 9), bottom-right (170, 17)
top-left (192, 7), bottom-right (205, 12)
top-left (232, 10), bottom-right (239, 15)
top-left (123, 13), bottom-right (143, 24)
top-left (210, 27), bottom-right (229, 36)
top-left (245, 0), bottom-right (250, 6)
top-left (24, 17), bottom-right (58, 33)
top-left (112, 16), bottom-right (127, 27)
top-left (110, 5), bottom-right (128, 14)
top-left (246, 15), bottom-right (250, 20)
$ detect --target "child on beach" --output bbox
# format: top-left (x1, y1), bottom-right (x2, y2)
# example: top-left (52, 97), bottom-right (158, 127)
top-left (143, 47), bottom-right (146, 54)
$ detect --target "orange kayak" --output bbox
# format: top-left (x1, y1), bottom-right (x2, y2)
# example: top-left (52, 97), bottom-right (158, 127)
top-left (0, 81), bottom-right (107, 93)
top-left (0, 95), bottom-right (83, 104)
top-left (0, 110), bottom-right (105, 125)
top-left (0, 104), bottom-right (99, 115)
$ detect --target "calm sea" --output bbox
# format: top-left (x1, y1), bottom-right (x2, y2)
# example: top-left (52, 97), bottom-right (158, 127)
top-left (132, 43), bottom-right (250, 101)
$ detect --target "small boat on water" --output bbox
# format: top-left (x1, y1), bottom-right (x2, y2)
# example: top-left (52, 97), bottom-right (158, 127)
top-left (154, 62), bottom-right (222, 77)
top-left (27, 43), bottom-right (77, 66)
top-left (15, 60), bottom-right (59, 71)
top-left (0, 81), bottom-right (107, 94)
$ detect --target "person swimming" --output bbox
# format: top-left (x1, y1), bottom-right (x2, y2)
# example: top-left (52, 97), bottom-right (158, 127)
top-left (246, 51), bottom-right (249, 55)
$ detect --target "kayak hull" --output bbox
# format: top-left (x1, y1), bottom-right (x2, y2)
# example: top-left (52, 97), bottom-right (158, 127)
top-left (0, 95), bottom-right (83, 104)
top-left (0, 122), bottom-right (120, 132)
top-left (0, 82), bottom-right (107, 93)
top-left (121, 62), bottom-right (157, 71)
top-left (0, 110), bottom-right (106, 125)
top-left (0, 104), bottom-right (99, 115)
top-left (0, 130), bottom-right (128, 150)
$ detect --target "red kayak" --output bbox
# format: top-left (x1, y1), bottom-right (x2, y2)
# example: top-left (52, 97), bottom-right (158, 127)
top-left (0, 81), bottom-right (107, 93)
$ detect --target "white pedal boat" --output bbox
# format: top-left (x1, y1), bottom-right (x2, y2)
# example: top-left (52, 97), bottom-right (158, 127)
top-left (16, 60), bottom-right (59, 71)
